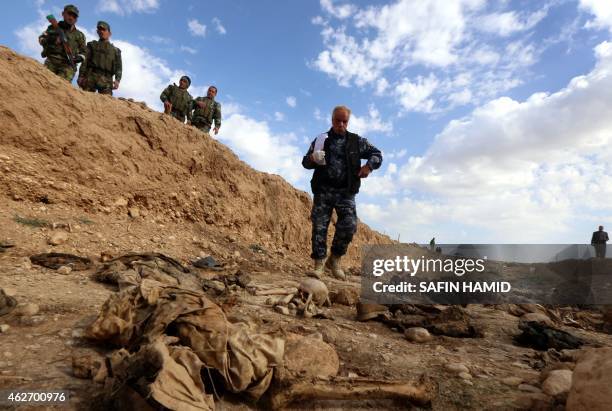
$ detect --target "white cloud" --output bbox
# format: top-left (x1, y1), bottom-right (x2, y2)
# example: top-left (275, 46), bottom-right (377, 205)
top-left (97, 0), bottom-right (160, 15)
top-left (320, 0), bottom-right (356, 19)
top-left (14, 20), bottom-right (47, 61)
top-left (395, 74), bottom-right (439, 113)
top-left (212, 17), bottom-right (226, 35)
top-left (218, 110), bottom-right (307, 184)
top-left (580, 0), bottom-right (612, 32)
top-left (364, 41), bottom-right (612, 242)
top-left (112, 40), bottom-right (183, 111)
top-left (180, 45), bottom-right (197, 55)
top-left (274, 111), bottom-right (285, 121)
top-left (286, 96), bottom-right (297, 108)
top-left (375, 77), bottom-right (389, 95)
top-left (139, 35), bottom-right (171, 44)
top-left (188, 19), bottom-right (207, 37)
top-left (312, 0), bottom-right (547, 112)
top-left (477, 8), bottom-right (549, 37)
top-left (349, 105), bottom-right (393, 135)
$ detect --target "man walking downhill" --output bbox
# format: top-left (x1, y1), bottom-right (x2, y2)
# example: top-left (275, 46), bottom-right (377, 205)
top-left (302, 105), bottom-right (383, 280)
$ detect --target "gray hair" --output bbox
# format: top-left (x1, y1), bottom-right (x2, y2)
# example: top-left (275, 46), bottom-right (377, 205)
top-left (331, 105), bottom-right (351, 118)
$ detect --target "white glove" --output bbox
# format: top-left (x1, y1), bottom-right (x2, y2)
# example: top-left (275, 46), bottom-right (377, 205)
top-left (312, 150), bottom-right (326, 165)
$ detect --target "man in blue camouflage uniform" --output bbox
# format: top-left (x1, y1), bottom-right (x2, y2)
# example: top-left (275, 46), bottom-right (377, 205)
top-left (302, 105), bottom-right (383, 280)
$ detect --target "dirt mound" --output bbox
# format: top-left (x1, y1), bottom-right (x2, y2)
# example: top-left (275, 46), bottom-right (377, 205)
top-left (0, 46), bottom-right (391, 266)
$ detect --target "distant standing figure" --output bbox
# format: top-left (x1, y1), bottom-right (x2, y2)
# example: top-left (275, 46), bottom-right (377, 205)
top-left (77, 21), bottom-right (122, 95)
top-left (591, 225), bottom-right (609, 258)
top-left (430, 237), bottom-right (435, 252)
top-left (160, 76), bottom-right (193, 124)
top-left (192, 86), bottom-right (222, 135)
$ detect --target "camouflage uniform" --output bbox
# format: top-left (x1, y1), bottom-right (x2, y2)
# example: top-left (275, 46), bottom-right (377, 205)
top-left (302, 128), bottom-right (382, 259)
top-left (160, 84), bottom-right (193, 123)
top-left (191, 96), bottom-right (221, 133)
top-left (39, 21), bottom-right (86, 82)
top-left (78, 30), bottom-right (122, 95)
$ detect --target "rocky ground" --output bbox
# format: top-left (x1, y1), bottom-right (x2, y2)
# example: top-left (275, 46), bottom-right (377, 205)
top-left (1, 199), bottom-right (611, 410)
top-left (1, 46), bottom-right (611, 410)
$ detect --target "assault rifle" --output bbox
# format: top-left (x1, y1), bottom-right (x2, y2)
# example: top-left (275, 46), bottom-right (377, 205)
top-left (45, 14), bottom-right (77, 69)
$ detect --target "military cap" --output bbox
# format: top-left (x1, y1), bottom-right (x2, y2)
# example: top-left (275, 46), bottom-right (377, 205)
top-left (63, 4), bottom-right (79, 16)
top-left (180, 75), bottom-right (191, 86)
top-left (97, 21), bottom-right (111, 31)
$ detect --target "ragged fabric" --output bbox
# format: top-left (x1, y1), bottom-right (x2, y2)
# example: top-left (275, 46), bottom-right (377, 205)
top-left (105, 338), bottom-right (215, 411)
top-left (86, 280), bottom-right (284, 402)
top-left (93, 253), bottom-right (202, 291)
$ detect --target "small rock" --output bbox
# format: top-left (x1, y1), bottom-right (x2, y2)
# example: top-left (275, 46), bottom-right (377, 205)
top-left (520, 312), bottom-right (555, 327)
top-left (2, 288), bottom-right (17, 297)
top-left (48, 231), bottom-right (68, 246)
top-left (288, 302), bottom-right (297, 310)
top-left (113, 197), bottom-right (128, 207)
top-left (233, 250), bottom-right (241, 258)
top-left (518, 384), bottom-right (541, 393)
top-left (513, 393), bottom-right (552, 410)
top-left (347, 372), bottom-right (358, 378)
top-left (459, 372), bottom-right (472, 380)
top-left (404, 327), bottom-right (432, 343)
top-left (330, 287), bottom-right (360, 306)
top-left (15, 303), bottom-right (39, 317)
top-left (501, 376), bottom-right (523, 387)
top-left (128, 207), bottom-right (140, 218)
top-left (0, 324), bottom-right (9, 333)
top-left (446, 363), bottom-right (469, 374)
top-left (274, 305), bottom-right (290, 315)
top-left (542, 369), bottom-right (572, 397)
top-left (319, 325), bottom-right (338, 344)
top-left (308, 332), bottom-right (323, 341)
top-left (57, 265), bottom-right (72, 275)
top-left (567, 347), bottom-right (612, 410)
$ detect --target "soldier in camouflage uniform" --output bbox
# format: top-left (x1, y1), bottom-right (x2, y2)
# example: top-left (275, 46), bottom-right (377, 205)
top-left (191, 86), bottom-right (222, 135)
top-left (160, 76), bottom-right (193, 124)
top-left (77, 21), bottom-right (122, 95)
top-left (302, 105), bottom-right (383, 280)
top-left (38, 4), bottom-right (86, 82)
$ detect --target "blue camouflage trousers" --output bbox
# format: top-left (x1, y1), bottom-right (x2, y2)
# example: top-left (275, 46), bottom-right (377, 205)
top-left (310, 188), bottom-right (358, 259)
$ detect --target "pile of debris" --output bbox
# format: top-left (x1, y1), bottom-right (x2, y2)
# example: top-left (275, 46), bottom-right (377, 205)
top-left (69, 253), bottom-right (435, 409)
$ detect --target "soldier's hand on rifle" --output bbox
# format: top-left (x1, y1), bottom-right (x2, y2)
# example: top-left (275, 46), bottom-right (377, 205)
top-left (358, 164), bottom-right (372, 178)
top-left (113, 80), bottom-right (120, 90)
top-left (163, 101), bottom-right (172, 112)
top-left (213, 127), bottom-right (220, 135)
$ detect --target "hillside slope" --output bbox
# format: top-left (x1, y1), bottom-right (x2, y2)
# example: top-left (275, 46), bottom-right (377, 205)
top-left (0, 46), bottom-right (392, 266)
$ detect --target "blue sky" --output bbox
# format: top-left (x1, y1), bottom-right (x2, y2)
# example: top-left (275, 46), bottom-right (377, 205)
top-left (3, 0), bottom-right (612, 243)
